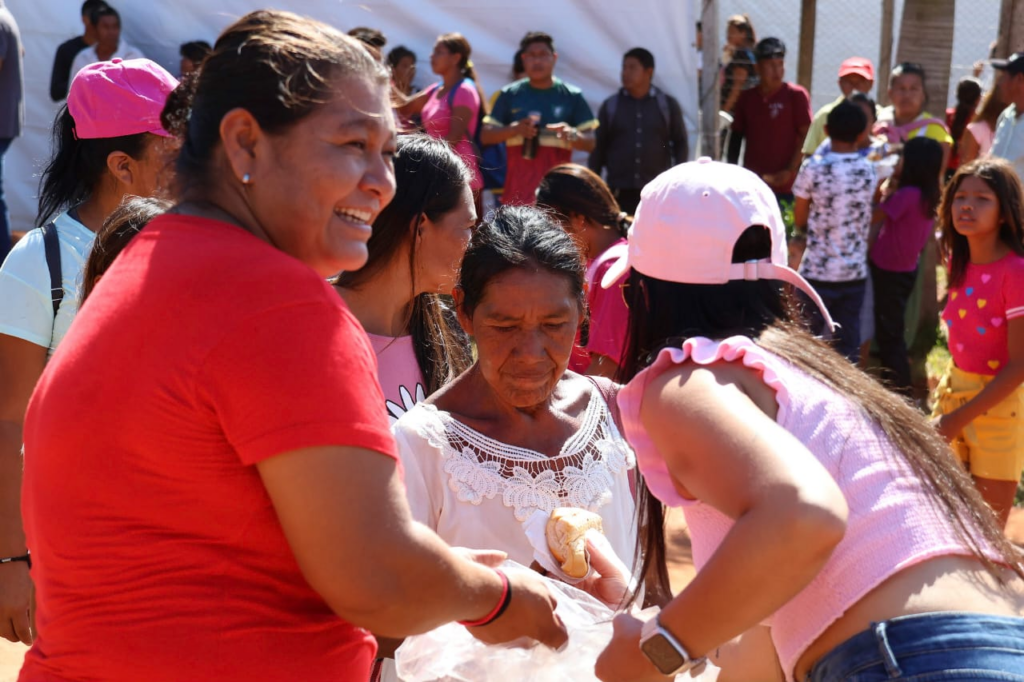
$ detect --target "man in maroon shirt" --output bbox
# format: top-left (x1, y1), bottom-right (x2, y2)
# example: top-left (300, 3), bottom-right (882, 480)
top-left (727, 37), bottom-right (812, 200)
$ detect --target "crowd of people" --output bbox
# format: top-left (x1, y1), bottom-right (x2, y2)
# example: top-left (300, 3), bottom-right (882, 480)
top-left (0, 3), bottom-right (1022, 682)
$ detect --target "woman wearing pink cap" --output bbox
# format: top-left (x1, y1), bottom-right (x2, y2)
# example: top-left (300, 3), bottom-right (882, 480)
top-left (19, 11), bottom-right (564, 682)
top-left (589, 159), bottom-right (1024, 681)
top-left (0, 56), bottom-right (177, 647)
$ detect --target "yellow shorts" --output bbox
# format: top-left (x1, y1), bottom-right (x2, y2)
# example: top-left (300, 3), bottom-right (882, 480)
top-left (931, 362), bottom-right (1024, 482)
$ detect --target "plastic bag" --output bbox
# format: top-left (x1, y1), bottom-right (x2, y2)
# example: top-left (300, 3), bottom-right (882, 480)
top-left (395, 561), bottom-right (720, 682)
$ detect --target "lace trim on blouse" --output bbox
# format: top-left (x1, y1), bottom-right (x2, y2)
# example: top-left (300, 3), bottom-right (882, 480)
top-left (415, 391), bottom-right (636, 521)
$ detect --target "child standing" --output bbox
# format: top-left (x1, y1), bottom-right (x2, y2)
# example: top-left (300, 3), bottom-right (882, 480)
top-left (933, 159), bottom-right (1024, 527)
top-left (869, 137), bottom-right (944, 394)
top-left (793, 99), bottom-right (876, 360)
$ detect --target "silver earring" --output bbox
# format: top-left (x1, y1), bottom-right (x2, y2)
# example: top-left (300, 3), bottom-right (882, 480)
top-left (242, 173), bottom-right (252, 185)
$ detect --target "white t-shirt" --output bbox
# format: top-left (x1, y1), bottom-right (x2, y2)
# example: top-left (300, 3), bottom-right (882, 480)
top-left (990, 104), bottom-right (1024, 184)
top-left (382, 385), bottom-right (638, 682)
top-left (793, 151), bottom-right (876, 282)
top-left (0, 212), bottom-right (95, 355)
top-left (393, 391), bottom-right (637, 563)
top-left (70, 41), bottom-right (144, 79)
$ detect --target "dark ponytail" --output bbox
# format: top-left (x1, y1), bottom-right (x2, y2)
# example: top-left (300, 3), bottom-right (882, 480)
top-left (436, 32), bottom-right (489, 116)
top-left (36, 106), bottom-right (148, 226)
top-left (536, 163), bottom-right (632, 239)
top-left (951, 77), bottom-right (982, 158)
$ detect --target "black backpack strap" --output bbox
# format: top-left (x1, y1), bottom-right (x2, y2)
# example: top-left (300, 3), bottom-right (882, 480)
top-left (41, 221), bottom-right (63, 318)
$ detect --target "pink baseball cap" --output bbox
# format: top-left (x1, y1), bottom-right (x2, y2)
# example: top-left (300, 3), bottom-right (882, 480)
top-left (67, 58), bottom-right (179, 140)
top-left (838, 57), bottom-right (875, 81)
top-left (601, 158), bottom-right (835, 332)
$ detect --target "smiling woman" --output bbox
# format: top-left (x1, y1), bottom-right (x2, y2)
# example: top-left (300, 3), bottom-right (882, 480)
top-left (19, 11), bottom-right (567, 682)
top-left (335, 134), bottom-right (476, 425)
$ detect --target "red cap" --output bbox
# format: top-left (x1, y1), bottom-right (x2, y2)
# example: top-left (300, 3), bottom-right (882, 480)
top-left (67, 58), bottom-right (179, 140)
top-left (838, 57), bottom-right (874, 81)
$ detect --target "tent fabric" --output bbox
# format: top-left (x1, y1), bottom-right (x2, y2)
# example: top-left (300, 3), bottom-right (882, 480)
top-left (4, 0), bottom-right (697, 234)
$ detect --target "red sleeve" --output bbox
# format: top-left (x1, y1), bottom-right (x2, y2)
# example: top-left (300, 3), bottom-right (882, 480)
top-left (196, 300), bottom-right (397, 466)
top-left (587, 263), bottom-right (629, 364)
top-left (794, 86), bottom-right (812, 128)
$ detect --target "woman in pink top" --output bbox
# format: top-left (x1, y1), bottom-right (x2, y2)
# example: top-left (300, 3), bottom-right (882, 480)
top-left (536, 164), bottom-right (631, 378)
top-left (961, 87), bottom-right (1009, 165)
top-left (401, 34), bottom-right (485, 212)
top-left (588, 159), bottom-right (1024, 682)
top-left (335, 134), bottom-right (475, 427)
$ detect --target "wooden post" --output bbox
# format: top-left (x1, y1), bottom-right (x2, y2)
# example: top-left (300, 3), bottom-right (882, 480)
top-left (797, 0), bottom-right (817, 92)
top-left (998, 0), bottom-right (1024, 57)
top-left (893, 0), bottom-right (955, 396)
top-left (878, 0), bottom-right (895, 105)
top-left (895, 0), bottom-right (955, 121)
top-left (699, 0), bottom-right (720, 159)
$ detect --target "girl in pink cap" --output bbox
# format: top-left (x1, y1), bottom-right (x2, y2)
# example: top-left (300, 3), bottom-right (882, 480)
top-left (588, 159), bottom-right (1024, 681)
top-left (0, 56), bottom-right (177, 647)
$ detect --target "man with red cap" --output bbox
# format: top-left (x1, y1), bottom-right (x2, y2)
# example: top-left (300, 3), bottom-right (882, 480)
top-left (802, 57), bottom-right (875, 156)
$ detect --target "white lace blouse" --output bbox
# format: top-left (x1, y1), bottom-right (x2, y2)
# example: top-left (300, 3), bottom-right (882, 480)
top-left (391, 386), bottom-right (639, 570)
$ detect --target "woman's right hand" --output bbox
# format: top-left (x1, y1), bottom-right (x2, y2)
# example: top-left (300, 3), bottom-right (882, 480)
top-left (467, 570), bottom-right (568, 649)
top-left (576, 533), bottom-right (633, 610)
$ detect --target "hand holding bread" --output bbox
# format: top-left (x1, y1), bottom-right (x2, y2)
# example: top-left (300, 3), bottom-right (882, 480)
top-left (546, 507), bottom-right (605, 579)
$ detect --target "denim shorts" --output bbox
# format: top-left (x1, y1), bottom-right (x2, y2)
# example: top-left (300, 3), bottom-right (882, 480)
top-left (805, 612), bottom-right (1024, 681)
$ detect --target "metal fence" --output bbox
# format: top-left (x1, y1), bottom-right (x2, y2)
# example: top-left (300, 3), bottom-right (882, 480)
top-left (712, 0), bottom-right (1001, 114)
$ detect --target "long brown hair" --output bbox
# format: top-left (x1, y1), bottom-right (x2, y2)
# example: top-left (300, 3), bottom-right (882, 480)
top-left (620, 227), bottom-right (1023, 596)
top-left (436, 32), bottom-right (488, 116)
top-left (939, 159), bottom-right (1024, 290)
top-left (535, 164), bottom-right (631, 239)
top-left (976, 87), bottom-right (1008, 130)
top-left (950, 77), bottom-right (982, 154)
top-left (334, 134), bottom-right (473, 395)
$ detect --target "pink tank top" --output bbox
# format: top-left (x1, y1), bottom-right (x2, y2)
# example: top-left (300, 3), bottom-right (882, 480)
top-left (618, 336), bottom-right (988, 681)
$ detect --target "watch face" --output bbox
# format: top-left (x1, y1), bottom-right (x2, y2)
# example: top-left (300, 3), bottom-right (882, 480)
top-left (640, 632), bottom-right (687, 675)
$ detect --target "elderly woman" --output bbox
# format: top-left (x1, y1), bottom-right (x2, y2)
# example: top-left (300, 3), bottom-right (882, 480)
top-left (384, 207), bottom-right (666, 679)
top-left (20, 11), bottom-right (565, 682)
top-left (394, 204), bottom-right (644, 562)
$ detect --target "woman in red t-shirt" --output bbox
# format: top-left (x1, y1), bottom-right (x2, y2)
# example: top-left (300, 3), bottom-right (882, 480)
top-left (20, 11), bottom-right (566, 682)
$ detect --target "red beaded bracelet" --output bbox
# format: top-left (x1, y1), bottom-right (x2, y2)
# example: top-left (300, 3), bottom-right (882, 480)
top-left (458, 569), bottom-right (512, 627)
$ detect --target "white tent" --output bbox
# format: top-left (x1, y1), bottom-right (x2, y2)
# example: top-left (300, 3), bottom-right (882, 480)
top-left (4, 0), bottom-right (698, 234)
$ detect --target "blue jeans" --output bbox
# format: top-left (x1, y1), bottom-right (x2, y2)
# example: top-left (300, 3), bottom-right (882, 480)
top-left (803, 278), bottom-right (867, 363)
top-left (0, 138), bottom-right (11, 260)
top-left (806, 612), bottom-right (1024, 681)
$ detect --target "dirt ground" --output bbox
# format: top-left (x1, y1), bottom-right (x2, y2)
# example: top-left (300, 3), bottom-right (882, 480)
top-left (0, 507), bottom-right (1021, 680)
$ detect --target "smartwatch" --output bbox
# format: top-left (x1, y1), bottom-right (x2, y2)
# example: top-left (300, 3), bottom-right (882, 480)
top-left (639, 616), bottom-right (706, 676)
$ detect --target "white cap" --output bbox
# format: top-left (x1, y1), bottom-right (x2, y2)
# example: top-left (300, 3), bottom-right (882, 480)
top-left (601, 157), bottom-right (835, 332)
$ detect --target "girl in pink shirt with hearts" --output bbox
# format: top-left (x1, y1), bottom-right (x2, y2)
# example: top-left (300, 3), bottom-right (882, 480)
top-left (933, 158), bottom-right (1024, 527)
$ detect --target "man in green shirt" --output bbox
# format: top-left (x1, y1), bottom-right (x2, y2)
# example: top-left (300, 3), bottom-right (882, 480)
top-left (802, 57), bottom-right (875, 156)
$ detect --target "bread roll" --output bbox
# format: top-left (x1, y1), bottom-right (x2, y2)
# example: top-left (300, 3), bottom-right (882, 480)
top-left (546, 507), bottom-right (604, 578)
